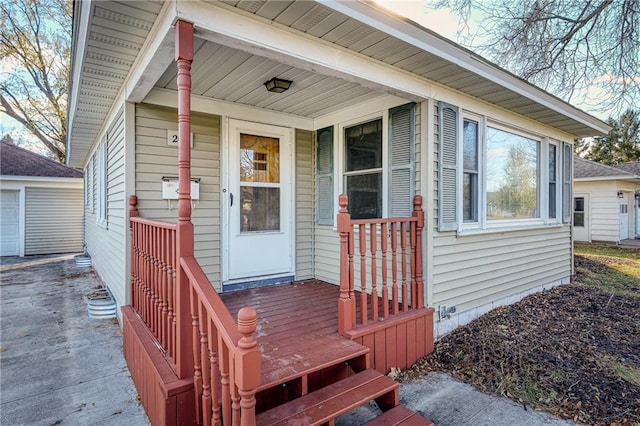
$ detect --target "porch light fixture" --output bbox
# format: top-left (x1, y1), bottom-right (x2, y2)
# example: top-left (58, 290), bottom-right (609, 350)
top-left (617, 190), bottom-right (624, 199)
top-left (264, 77), bottom-right (292, 93)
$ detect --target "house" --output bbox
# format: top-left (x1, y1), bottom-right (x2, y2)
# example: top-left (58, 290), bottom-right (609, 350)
top-left (573, 157), bottom-right (640, 243)
top-left (67, 1), bottom-right (609, 424)
top-left (0, 136), bottom-right (84, 257)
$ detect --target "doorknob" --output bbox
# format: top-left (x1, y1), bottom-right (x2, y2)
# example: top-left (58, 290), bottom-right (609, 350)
top-left (230, 192), bottom-right (233, 207)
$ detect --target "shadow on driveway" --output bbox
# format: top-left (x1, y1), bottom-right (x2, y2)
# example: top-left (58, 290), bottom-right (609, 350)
top-left (0, 255), bottom-right (148, 425)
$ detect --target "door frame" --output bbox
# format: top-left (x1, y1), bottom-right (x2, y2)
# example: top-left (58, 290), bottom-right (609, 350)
top-left (221, 117), bottom-right (296, 285)
top-left (0, 186), bottom-right (25, 257)
top-left (573, 192), bottom-right (590, 243)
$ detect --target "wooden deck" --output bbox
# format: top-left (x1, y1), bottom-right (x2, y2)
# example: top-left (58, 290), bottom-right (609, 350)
top-left (221, 281), bottom-right (369, 395)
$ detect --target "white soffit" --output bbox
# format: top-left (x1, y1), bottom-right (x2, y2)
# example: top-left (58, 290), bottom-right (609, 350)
top-left (68, 0), bottom-right (163, 166)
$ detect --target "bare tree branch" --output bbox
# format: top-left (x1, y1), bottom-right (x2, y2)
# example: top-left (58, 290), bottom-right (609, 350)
top-left (432, 0), bottom-right (639, 116)
top-left (0, 0), bottom-right (70, 162)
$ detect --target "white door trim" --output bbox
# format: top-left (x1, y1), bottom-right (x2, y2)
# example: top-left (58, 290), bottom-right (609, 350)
top-left (221, 118), bottom-right (296, 284)
top-left (0, 186), bottom-right (25, 257)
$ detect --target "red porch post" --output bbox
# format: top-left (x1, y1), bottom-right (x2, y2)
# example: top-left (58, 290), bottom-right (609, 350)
top-left (412, 196), bottom-right (424, 309)
top-left (337, 194), bottom-right (354, 334)
top-left (174, 19), bottom-right (195, 380)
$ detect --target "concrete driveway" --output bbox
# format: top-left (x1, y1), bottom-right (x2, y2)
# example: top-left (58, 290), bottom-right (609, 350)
top-left (0, 255), bottom-right (148, 425)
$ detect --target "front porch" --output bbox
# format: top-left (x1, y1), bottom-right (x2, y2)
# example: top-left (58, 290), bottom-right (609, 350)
top-left (123, 193), bottom-right (434, 425)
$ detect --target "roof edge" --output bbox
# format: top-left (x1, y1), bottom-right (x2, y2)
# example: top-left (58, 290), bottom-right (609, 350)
top-left (319, 0), bottom-right (610, 137)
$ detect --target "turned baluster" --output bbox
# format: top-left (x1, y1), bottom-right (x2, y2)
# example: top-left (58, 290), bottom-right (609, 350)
top-left (401, 221), bottom-right (408, 312)
top-left (381, 222), bottom-right (389, 319)
top-left (391, 222), bottom-right (399, 315)
top-left (359, 223), bottom-right (367, 325)
top-left (219, 338), bottom-right (231, 425)
top-left (208, 319), bottom-right (221, 426)
top-left (236, 307), bottom-right (260, 426)
top-left (160, 229), bottom-right (168, 350)
top-left (190, 287), bottom-right (202, 424)
top-left (168, 230), bottom-right (176, 359)
top-left (199, 304), bottom-right (212, 426)
top-left (370, 223), bottom-right (378, 321)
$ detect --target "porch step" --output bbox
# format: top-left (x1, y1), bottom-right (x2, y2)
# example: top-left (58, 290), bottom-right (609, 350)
top-left (363, 405), bottom-right (434, 426)
top-left (256, 369), bottom-right (398, 425)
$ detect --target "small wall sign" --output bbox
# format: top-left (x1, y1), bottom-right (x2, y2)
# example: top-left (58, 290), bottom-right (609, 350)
top-left (167, 130), bottom-right (194, 147)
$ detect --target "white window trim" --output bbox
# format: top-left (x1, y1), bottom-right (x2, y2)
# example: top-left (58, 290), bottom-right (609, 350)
top-left (547, 139), bottom-right (562, 225)
top-left (337, 111), bottom-right (390, 218)
top-left (456, 116), bottom-right (566, 235)
top-left (97, 138), bottom-right (108, 228)
top-left (459, 111), bottom-right (485, 231)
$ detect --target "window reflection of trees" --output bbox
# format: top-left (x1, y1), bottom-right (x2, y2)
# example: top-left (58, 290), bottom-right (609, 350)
top-left (486, 127), bottom-right (538, 219)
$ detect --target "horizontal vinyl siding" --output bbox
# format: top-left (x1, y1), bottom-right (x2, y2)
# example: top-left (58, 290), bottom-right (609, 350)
top-left (24, 187), bottom-right (84, 255)
top-left (296, 129), bottom-right (314, 280)
top-left (432, 227), bottom-right (571, 314)
top-left (574, 181), bottom-right (620, 242)
top-left (85, 106), bottom-right (128, 306)
top-left (135, 104), bottom-right (221, 289)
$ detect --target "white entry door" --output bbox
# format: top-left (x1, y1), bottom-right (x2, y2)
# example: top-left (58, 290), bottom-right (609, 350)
top-left (0, 190), bottom-right (21, 256)
top-left (619, 193), bottom-right (629, 240)
top-left (573, 194), bottom-right (589, 242)
top-left (224, 119), bottom-right (294, 282)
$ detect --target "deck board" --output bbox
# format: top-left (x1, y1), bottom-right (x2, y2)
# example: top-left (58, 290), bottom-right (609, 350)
top-left (221, 281), bottom-right (369, 391)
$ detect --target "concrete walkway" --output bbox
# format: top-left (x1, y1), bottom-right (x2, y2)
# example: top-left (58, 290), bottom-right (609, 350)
top-left (1, 255), bottom-right (574, 426)
top-left (337, 372), bottom-right (574, 425)
top-left (0, 255), bottom-right (148, 426)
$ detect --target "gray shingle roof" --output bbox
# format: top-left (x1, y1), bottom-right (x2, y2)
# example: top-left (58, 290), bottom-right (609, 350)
top-left (615, 162), bottom-right (640, 175)
top-left (573, 157), bottom-right (637, 179)
top-left (1, 137), bottom-right (83, 178)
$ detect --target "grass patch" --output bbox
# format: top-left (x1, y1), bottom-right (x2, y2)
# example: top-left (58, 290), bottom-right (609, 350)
top-left (574, 243), bottom-right (640, 298)
top-left (597, 355), bottom-right (640, 387)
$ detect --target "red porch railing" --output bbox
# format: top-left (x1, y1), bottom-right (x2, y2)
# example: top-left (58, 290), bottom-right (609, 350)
top-left (337, 194), bottom-right (425, 334)
top-left (129, 195), bottom-right (261, 425)
top-left (182, 256), bottom-right (261, 426)
top-left (129, 196), bottom-right (178, 362)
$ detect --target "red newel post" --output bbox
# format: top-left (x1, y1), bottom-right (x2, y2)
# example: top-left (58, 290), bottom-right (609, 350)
top-left (129, 195), bottom-right (139, 308)
top-left (174, 19), bottom-right (195, 380)
top-left (412, 195), bottom-right (424, 309)
top-left (337, 194), bottom-right (354, 334)
top-left (236, 307), bottom-right (260, 426)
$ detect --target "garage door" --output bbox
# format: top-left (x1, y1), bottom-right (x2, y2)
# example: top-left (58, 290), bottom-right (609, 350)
top-left (1, 190), bottom-right (20, 256)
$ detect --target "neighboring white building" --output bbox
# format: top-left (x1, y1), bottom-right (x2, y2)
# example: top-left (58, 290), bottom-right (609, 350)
top-left (574, 158), bottom-right (640, 243)
top-left (67, 1), bottom-right (609, 333)
top-left (0, 136), bottom-right (84, 257)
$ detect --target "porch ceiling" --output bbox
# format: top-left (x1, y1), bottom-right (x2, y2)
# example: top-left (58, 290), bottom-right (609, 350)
top-left (155, 39), bottom-right (386, 119)
top-left (217, 0), bottom-right (607, 138)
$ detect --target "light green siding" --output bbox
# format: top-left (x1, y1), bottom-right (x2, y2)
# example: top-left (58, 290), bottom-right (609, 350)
top-left (134, 104), bottom-right (221, 289)
top-left (85, 106), bottom-right (128, 306)
top-left (295, 129), bottom-right (314, 280)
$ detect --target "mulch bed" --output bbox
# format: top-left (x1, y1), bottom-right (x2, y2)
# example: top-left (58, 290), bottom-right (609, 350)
top-left (399, 259), bottom-right (640, 425)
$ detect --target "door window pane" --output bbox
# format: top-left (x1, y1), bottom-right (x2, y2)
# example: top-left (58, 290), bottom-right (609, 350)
top-left (240, 187), bottom-right (280, 232)
top-left (574, 197), bottom-right (585, 227)
top-left (486, 127), bottom-right (539, 220)
top-left (240, 134), bottom-right (280, 183)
